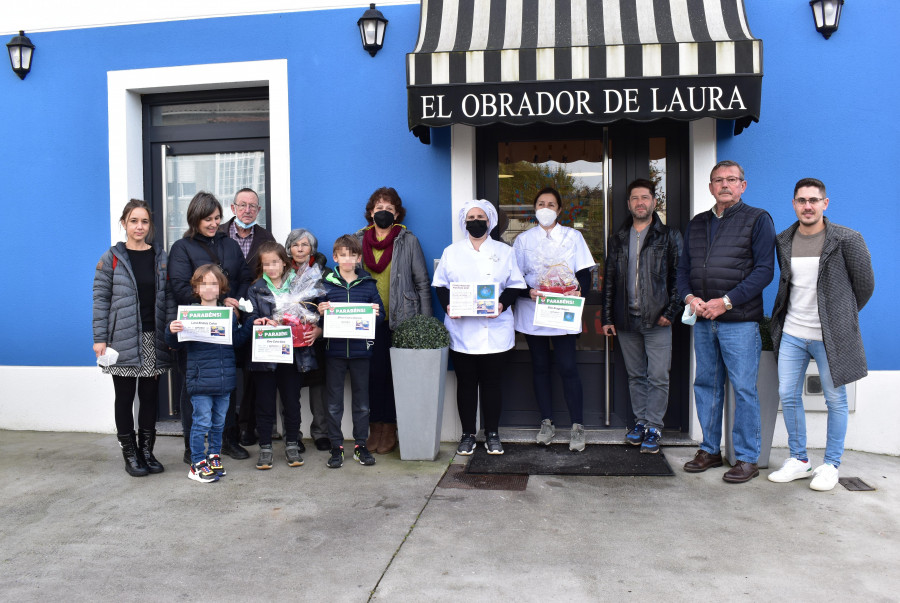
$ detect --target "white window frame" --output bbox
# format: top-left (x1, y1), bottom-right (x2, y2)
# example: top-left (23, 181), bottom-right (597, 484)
top-left (106, 59), bottom-right (291, 245)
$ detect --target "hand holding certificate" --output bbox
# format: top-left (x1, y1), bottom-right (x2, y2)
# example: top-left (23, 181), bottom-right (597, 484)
top-left (532, 292), bottom-right (585, 330)
top-left (322, 302), bottom-right (377, 339)
top-left (448, 282), bottom-right (500, 317)
top-left (175, 306), bottom-right (233, 345)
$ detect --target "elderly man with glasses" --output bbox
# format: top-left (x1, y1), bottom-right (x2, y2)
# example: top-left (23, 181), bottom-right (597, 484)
top-left (219, 188), bottom-right (276, 274)
top-left (676, 160), bottom-right (776, 483)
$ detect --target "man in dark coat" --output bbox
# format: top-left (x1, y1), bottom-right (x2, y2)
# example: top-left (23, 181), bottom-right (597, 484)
top-left (602, 179), bottom-right (683, 455)
top-left (767, 178), bottom-right (874, 491)
top-left (676, 160), bottom-right (776, 483)
top-left (218, 188), bottom-right (276, 275)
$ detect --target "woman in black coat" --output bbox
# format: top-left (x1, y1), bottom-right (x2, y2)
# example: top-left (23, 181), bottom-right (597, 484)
top-left (168, 191), bottom-right (255, 462)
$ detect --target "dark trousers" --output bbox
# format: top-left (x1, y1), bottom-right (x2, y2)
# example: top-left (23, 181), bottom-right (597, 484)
top-left (237, 365), bottom-right (257, 433)
top-left (524, 334), bottom-right (583, 424)
top-left (368, 320), bottom-right (396, 423)
top-left (178, 351), bottom-right (238, 450)
top-left (112, 375), bottom-right (159, 434)
top-left (450, 350), bottom-right (508, 434)
top-left (325, 357), bottom-right (370, 448)
top-left (254, 366), bottom-right (303, 446)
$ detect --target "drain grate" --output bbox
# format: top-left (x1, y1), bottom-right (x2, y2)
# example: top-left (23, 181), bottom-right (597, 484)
top-left (438, 464), bottom-right (528, 491)
top-left (839, 477), bottom-right (876, 491)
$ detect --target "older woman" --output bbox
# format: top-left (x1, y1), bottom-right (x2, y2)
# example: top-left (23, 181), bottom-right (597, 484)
top-left (356, 187), bottom-right (432, 454)
top-left (168, 191), bottom-right (255, 463)
top-left (513, 187), bottom-right (595, 451)
top-left (93, 199), bottom-right (174, 476)
top-left (433, 200), bottom-right (527, 455)
top-left (285, 228), bottom-right (332, 451)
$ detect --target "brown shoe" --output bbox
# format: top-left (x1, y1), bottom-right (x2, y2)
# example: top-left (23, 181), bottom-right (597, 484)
top-left (376, 423), bottom-right (397, 454)
top-left (723, 461), bottom-right (760, 483)
top-left (366, 422), bottom-right (383, 451)
top-left (683, 450), bottom-right (724, 473)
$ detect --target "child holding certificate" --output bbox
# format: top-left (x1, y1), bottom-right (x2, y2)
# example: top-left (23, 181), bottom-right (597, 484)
top-left (246, 241), bottom-right (323, 470)
top-left (317, 235), bottom-right (384, 469)
top-left (166, 264), bottom-right (252, 483)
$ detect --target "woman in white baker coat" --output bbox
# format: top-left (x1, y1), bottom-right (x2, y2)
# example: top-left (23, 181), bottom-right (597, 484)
top-left (433, 199), bottom-right (527, 456)
top-left (513, 187), bottom-right (595, 451)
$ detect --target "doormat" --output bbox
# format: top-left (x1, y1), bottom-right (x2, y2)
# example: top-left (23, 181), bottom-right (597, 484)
top-left (438, 464), bottom-right (529, 491)
top-left (465, 443), bottom-right (674, 477)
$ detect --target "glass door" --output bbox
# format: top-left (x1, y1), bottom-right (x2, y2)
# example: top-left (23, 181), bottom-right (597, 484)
top-left (478, 121), bottom-right (690, 430)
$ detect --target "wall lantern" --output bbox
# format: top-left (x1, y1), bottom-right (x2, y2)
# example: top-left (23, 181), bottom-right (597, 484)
top-left (809, 0), bottom-right (844, 39)
top-left (358, 3), bottom-right (388, 57)
top-left (7, 30), bottom-right (35, 79)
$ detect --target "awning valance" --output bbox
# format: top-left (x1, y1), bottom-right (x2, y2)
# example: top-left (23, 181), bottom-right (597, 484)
top-left (407, 0), bottom-right (763, 140)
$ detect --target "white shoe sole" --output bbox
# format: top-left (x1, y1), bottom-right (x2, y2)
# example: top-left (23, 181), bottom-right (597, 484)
top-left (485, 443), bottom-right (504, 455)
top-left (767, 470), bottom-right (812, 483)
top-left (187, 470), bottom-right (218, 483)
top-left (457, 449), bottom-right (474, 456)
top-left (569, 442), bottom-right (585, 452)
top-left (810, 477), bottom-right (838, 491)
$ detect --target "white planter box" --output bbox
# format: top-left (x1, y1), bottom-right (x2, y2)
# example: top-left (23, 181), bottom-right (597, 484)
top-left (390, 346), bottom-right (449, 461)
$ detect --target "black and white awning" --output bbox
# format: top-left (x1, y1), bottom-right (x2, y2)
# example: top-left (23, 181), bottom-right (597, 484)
top-left (407, 0), bottom-right (763, 139)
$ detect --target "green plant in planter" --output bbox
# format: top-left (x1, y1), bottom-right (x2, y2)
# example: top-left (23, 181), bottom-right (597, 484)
top-left (759, 315), bottom-right (774, 352)
top-left (391, 315), bottom-right (450, 350)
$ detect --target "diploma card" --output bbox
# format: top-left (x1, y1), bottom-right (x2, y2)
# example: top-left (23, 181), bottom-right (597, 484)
top-left (532, 293), bottom-right (585, 330)
top-left (323, 303), bottom-right (376, 340)
top-left (251, 326), bottom-right (294, 364)
top-left (176, 306), bottom-right (233, 345)
top-left (448, 282), bottom-right (499, 317)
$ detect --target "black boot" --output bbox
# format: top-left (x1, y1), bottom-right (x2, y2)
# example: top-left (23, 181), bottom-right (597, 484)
top-left (137, 429), bottom-right (165, 474)
top-left (117, 433), bottom-right (149, 477)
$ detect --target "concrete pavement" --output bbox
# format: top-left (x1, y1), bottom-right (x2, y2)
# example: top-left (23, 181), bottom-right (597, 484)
top-left (0, 430), bottom-right (897, 602)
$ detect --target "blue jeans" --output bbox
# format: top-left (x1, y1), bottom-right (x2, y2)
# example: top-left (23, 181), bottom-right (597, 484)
top-left (694, 320), bottom-right (761, 463)
top-left (616, 317), bottom-right (672, 430)
top-left (778, 332), bottom-right (848, 467)
top-left (190, 393), bottom-right (230, 464)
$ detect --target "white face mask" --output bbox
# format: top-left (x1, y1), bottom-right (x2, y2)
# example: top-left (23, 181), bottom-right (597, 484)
top-left (535, 208), bottom-right (558, 227)
top-left (681, 303), bottom-right (697, 326)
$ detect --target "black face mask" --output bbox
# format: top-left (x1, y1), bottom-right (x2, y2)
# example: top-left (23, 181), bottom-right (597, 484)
top-left (373, 210), bottom-right (395, 229)
top-left (465, 219), bottom-right (489, 238)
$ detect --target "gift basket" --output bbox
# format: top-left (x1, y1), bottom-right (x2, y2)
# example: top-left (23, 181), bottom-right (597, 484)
top-left (534, 238), bottom-right (578, 294)
top-left (265, 265), bottom-right (326, 347)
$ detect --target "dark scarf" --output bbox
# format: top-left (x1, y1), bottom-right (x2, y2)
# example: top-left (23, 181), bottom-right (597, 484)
top-left (362, 225), bottom-right (401, 273)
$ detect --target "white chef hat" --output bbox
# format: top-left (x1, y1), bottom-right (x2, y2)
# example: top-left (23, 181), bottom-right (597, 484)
top-left (457, 199), bottom-right (498, 235)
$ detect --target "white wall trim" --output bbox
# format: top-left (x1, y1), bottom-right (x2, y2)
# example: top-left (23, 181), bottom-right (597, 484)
top-left (687, 118), bottom-right (717, 443)
top-left (107, 59), bottom-right (291, 247)
top-left (450, 124), bottom-right (477, 242)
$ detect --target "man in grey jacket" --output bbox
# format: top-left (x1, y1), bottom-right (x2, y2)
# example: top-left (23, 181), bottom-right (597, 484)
top-left (768, 177), bottom-right (874, 491)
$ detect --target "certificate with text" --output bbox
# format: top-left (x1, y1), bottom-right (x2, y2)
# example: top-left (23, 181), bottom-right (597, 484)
top-left (251, 326), bottom-right (294, 364)
top-left (176, 306), bottom-right (232, 345)
top-left (323, 303), bottom-right (376, 340)
top-left (532, 293), bottom-right (585, 330)
top-left (448, 282), bottom-right (499, 317)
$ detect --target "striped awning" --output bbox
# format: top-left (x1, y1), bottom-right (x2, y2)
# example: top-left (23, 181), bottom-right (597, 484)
top-left (407, 0), bottom-right (763, 139)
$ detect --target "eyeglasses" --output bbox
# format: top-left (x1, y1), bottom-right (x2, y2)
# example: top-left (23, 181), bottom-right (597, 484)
top-left (711, 177), bottom-right (743, 186)
top-left (794, 197), bottom-right (824, 206)
top-left (234, 203), bottom-right (259, 211)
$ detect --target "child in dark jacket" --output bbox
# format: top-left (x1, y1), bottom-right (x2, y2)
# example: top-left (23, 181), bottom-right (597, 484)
top-left (317, 235), bottom-right (384, 469)
top-left (166, 264), bottom-right (251, 483)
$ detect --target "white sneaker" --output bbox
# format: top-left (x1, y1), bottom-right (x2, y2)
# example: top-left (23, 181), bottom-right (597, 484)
top-left (569, 423), bottom-right (586, 452)
top-left (536, 419), bottom-right (555, 445)
top-left (810, 463), bottom-right (840, 491)
top-left (767, 458), bottom-right (812, 483)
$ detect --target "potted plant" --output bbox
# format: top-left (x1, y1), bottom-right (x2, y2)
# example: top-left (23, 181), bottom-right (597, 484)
top-left (390, 315), bottom-right (451, 461)
top-left (724, 316), bottom-right (780, 468)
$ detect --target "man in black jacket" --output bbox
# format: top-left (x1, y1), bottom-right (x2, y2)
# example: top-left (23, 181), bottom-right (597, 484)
top-left (767, 178), bottom-right (874, 491)
top-left (602, 179), bottom-right (683, 454)
top-left (676, 160), bottom-right (775, 483)
top-left (219, 188), bottom-right (276, 275)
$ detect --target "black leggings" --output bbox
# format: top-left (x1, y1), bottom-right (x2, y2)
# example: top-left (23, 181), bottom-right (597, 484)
top-left (450, 350), bottom-right (508, 434)
top-left (112, 375), bottom-right (159, 434)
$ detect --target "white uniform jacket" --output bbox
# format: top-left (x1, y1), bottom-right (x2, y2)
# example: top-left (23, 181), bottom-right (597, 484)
top-left (433, 237), bottom-right (526, 354)
top-left (513, 224), bottom-right (595, 336)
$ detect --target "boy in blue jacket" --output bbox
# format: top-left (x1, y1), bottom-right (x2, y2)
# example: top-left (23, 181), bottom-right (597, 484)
top-left (318, 235), bottom-right (384, 468)
top-left (166, 264), bottom-right (252, 483)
